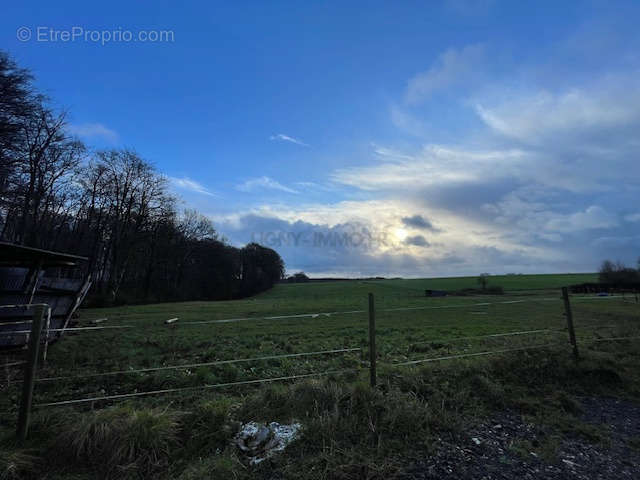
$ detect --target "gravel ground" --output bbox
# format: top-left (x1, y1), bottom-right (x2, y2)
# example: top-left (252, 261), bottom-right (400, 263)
top-left (400, 396), bottom-right (640, 480)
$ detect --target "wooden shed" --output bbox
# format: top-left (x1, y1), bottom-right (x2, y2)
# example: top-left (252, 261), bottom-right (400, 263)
top-left (0, 242), bottom-right (91, 348)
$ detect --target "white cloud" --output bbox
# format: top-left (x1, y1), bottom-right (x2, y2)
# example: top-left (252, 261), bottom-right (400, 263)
top-left (293, 181), bottom-right (338, 193)
top-left (332, 144), bottom-right (528, 191)
top-left (545, 206), bottom-right (619, 233)
top-left (67, 123), bottom-right (118, 143)
top-left (237, 176), bottom-right (299, 194)
top-left (405, 43), bottom-right (485, 104)
top-left (475, 74), bottom-right (640, 145)
top-left (169, 177), bottom-right (216, 196)
top-left (624, 213), bottom-right (640, 223)
top-left (269, 133), bottom-right (309, 146)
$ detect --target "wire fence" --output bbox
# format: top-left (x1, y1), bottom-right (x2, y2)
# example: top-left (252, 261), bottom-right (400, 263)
top-left (1, 287), bottom-right (639, 439)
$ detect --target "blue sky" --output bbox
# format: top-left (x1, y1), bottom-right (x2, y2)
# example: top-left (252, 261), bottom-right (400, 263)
top-left (3, 0), bottom-right (640, 276)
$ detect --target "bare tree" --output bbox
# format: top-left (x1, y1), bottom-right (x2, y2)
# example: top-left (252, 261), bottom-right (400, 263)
top-left (477, 272), bottom-right (490, 290)
top-left (1, 51), bottom-right (287, 306)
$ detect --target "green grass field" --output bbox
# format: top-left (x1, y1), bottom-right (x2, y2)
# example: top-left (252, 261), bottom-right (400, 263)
top-left (369, 272), bottom-right (598, 292)
top-left (1, 272), bottom-right (638, 479)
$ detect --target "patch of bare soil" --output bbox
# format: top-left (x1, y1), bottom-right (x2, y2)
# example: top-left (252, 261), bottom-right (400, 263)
top-left (400, 397), bottom-right (640, 479)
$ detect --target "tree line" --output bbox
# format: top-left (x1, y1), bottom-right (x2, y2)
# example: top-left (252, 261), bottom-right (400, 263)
top-left (0, 50), bottom-right (284, 305)
top-left (598, 258), bottom-right (640, 286)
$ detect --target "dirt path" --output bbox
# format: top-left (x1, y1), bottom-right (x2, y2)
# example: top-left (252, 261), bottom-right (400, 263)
top-left (400, 397), bottom-right (640, 479)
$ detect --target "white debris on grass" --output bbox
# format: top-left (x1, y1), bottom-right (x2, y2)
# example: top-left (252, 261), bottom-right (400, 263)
top-left (233, 421), bottom-right (302, 465)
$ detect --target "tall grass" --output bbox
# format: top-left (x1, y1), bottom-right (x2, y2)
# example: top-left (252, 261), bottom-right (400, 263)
top-left (56, 406), bottom-right (179, 478)
top-left (0, 450), bottom-right (39, 480)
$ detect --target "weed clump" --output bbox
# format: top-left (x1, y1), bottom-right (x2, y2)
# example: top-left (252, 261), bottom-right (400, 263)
top-left (181, 397), bottom-right (238, 455)
top-left (56, 406), bottom-right (179, 478)
top-left (0, 449), bottom-right (40, 480)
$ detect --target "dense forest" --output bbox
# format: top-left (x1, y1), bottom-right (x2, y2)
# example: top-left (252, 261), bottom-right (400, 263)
top-left (0, 50), bottom-right (284, 305)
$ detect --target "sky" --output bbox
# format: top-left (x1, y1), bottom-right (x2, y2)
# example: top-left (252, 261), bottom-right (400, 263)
top-left (3, 0), bottom-right (640, 277)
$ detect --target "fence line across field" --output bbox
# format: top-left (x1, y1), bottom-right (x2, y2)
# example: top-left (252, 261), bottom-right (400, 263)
top-left (32, 347), bottom-right (362, 383)
top-left (0, 294), bottom-right (628, 338)
top-left (392, 334), bottom-right (640, 369)
top-left (390, 342), bottom-right (565, 367)
top-left (573, 324), bottom-right (619, 331)
top-left (586, 335), bottom-right (640, 343)
top-left (25, 334), bottom-right (640, 409)
top-left (408, 328), bottom-right (566, 347)
top-left (24, 326), bottom-right (580, 383)
top-left (35, 368), bottom-right (361, 408)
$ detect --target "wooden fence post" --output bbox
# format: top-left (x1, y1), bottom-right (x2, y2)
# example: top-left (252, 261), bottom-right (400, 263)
top-left (368, 293), bottom-right (376, 388)
top-left (17, 304), bottom-right (46, 442)
top-left (561, 287), bottom-right (579, 360)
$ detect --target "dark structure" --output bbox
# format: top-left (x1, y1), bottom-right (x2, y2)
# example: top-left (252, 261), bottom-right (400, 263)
top-left (569, 282), bottom-right (640, 294)
top-left (425, 289), bottom-right (448, 297)
top-left (0, 242), bottom-right (91, 348)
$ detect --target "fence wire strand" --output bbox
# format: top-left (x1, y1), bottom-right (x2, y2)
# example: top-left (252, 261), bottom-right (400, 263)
top-left (390, 343), bottom-right (564, 367)
top-left (33, 347), bottom-right (362, 383)
top-left (35, 368), bottom-right (361, 407)
top-left (409, 328), bottom-right (564, 347)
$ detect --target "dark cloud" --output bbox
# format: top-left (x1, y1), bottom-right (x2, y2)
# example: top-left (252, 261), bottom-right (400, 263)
top-left (401, 214), bottom-right (440, 231)
top-left (404, 235), bottom-right (430, 247)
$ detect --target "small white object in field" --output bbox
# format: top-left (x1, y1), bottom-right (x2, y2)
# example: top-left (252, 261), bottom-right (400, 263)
top-left (233, 421), bottom-right (301, 465)
top-left (90, 318), bottom-right (108, 324)
top-left (164, 317), bottom-right (179, 324)
top-left (471, 437), bottom-right (481, 445)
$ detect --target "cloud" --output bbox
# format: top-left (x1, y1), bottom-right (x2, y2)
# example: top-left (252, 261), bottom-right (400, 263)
top-left (269, 133), bottom-right (309, 146)
top-left (592, 235), bottom-right (640, 248)
top-left (324, 65), bottom-right (640, 273)
top-left (210, 29), bottom-right (640, 277)
top-left (214, 209), bottom-right (561, 277)
top-left (545, 206), bottom-right (619, 233)
top-left (405, 43), bottom-right (485, 104)
top-left (332, 144), bottom-right (528, 192)
top-left (401, 214), bottom-right (439, 231)
top-left (169, 177), bottom-right (216, 196)
top-left (66, 123), bottom-right (118, 143)
top-left (404, 235), bottom-right (430, 247)
top-left (475, 74), bottom-right (640, 145)
top-left (237, 176), bottom-right (299, 194)
top-left (210, 194), bottom-right (558, 277)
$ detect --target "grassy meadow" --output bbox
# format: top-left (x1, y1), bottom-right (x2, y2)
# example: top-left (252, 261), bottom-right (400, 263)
top-left (1, 272), bottom-right (639, 479)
